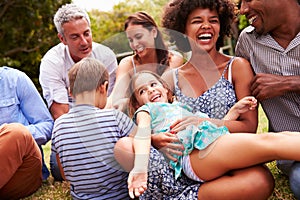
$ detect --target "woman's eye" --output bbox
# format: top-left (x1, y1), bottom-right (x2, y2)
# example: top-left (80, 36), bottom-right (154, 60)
top-left (135, 34), bottom-right (142, 40)
top-left (128, 38), bottom-right (133, 43)
top-left (210, 19), bottom-right (219, 23)
top-left (191, 20), bottom-right (202, 24)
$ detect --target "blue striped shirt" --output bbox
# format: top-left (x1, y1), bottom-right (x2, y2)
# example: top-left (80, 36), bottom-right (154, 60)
top-left (235, 26), bottom-right (300, 132)
top-left (52, 105), bottom-right (135, 200)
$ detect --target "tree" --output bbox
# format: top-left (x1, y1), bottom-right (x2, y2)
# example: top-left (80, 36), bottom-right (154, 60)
top-left (0, 0), bottom-right (71, 88)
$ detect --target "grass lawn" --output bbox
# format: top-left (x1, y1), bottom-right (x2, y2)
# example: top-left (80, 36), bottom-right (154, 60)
top-left (22, 105), bottom-right (296, 200)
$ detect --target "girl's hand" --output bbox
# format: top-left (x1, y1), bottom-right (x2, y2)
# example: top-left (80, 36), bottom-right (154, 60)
top-left (234, 96), bottom-right (257, 111)
top-left (151, 132), bottom-right (184, 162)
top-left (224, 96), bottom-right (258, 120)
top-left (128, 170), bottom-right (147, 199)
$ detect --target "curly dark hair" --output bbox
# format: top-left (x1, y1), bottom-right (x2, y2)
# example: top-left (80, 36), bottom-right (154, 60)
top-left (125, 11), bottom-right (170, 75)
top-left (162, 0), bottom-right (236, 52)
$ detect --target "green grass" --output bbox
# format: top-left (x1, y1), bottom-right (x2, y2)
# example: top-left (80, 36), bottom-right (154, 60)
top-left (22, 105), bottom-right (295, 199)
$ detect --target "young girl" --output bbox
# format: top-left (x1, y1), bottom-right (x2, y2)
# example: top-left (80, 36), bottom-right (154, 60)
top-left (115, 71), bottom-right (300, 199)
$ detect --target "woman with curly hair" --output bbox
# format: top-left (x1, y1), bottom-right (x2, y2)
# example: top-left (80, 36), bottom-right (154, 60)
top-left (144, 0), bottom-right (274, 199)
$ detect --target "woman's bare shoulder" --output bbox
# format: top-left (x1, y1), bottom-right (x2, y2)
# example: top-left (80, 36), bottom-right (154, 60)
top-left (119, 55), bottom-right (134, 68)
top-left (231, 56), bottom-right (254, 83)
top-left (161, 69), bottom-right (175, 91)
top-left (232, 56), bottom-right (251, 68)
top-left (169, 50), bottom-right (184, 68)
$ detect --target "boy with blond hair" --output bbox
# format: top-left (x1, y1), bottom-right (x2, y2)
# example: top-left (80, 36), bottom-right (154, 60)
top-left (51, 58), bottom-right (136, 199)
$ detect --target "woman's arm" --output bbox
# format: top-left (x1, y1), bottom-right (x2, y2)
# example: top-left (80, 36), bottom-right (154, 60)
top-left (151, 132), bottom-right (184, 161)
top-left (169, 51), bottom-right (184, 69)
top-left (161, 69), bottom-right (175, 93)
top-left (106, 56), bottom-right (132, 110)
top-left (224, 57), bottom-right (258, 133)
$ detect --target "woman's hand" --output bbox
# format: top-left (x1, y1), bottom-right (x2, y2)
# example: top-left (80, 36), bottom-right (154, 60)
top-left (151, 132), bottom-right (184, 162)
top-left (170, 116), bottom-right (205, 132)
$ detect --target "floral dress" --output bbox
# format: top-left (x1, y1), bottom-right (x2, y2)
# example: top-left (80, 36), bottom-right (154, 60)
top-left (174, 57), bottom-right (237, 119)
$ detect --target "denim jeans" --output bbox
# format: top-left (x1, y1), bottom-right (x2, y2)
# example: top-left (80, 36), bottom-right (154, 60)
top-left (277, 160), bottom-right (300, 199)
top-left (50, 151), bottom-right (63, 181)
top-left (39, 146), bottom-right (50, 181)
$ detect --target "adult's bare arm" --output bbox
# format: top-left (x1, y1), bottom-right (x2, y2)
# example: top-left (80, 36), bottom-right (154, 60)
top-left (50, 101), bottom-right (69, 120)
top-left (251, 73), bottom-right (300, 101)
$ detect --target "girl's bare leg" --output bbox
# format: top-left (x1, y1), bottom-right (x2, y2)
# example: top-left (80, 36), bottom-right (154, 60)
top-left (198, 165), bottom-right (274, 200)
top-left (190, 132), bottom-right (300, 181)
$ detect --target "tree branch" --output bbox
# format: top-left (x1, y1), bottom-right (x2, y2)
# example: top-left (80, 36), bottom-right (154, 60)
top-left (4, 45), bottom-right (41, 57)
top-left (0, 1), bottom-right (15, 19)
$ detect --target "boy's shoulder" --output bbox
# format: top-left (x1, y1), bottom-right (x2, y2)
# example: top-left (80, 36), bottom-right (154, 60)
top-left (54, 105), bottom-right (115, 122)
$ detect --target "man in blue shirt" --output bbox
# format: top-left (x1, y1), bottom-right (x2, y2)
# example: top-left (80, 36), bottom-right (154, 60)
top-left (0, 66), bottom-right (53, 199)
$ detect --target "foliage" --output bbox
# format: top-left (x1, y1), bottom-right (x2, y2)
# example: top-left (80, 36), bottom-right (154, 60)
top-left (0, 0), bottom-right (71, 88)
top-left (238, 14), bottom-right (249, 31)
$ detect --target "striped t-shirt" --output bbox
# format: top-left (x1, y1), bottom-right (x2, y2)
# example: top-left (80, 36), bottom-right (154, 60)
top-left (52, 104), bottom-right (135, 200)
top-left (235, 26), bottom-right (300, 132)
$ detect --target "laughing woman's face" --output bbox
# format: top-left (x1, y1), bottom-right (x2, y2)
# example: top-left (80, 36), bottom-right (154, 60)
top-left (126, 24), bottom-right (157, 57)
top-left (185, 8), bottom-right (220, 53)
